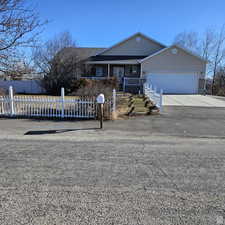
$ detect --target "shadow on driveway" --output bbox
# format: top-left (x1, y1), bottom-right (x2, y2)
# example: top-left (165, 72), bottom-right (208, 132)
top-left (24, 128), bottom-right (100, 135)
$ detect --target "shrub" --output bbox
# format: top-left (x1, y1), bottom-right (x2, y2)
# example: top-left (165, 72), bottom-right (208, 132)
top-left (99, 76), bottom-right (118, 89)
top-left (71, 77), bottom-right (118, 98)
top-left (216, 88), bottom-right (225, 96)
top-left (70, 77), bottom-right (118, 120)
top-left (75, 85), bottom-right (113, 98)
top-left (0, 87), bottom-right (6, 96)
top-left (71, 78), bottom-right (93, 91)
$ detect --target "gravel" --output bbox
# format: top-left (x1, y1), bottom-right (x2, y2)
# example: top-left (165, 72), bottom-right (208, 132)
top-left (0, 137), bottom-right (225, 224)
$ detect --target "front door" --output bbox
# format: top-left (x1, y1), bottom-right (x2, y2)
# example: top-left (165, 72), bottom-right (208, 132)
top-left (113, 66), bottom-right (124, 84)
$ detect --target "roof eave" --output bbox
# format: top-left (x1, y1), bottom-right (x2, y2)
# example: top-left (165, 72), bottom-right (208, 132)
top-left (172, 44), bottom-right (208, 63)
top-left (139, 44), bottom-right (208, 63)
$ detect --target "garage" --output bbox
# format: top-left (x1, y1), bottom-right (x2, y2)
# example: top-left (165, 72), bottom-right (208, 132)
top-left (146, 73), bottom-right (199, 94)
top-left (141, 45), bottom-right (206, 94)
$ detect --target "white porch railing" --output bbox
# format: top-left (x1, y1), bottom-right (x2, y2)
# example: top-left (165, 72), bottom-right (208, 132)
top-left (143, 83), bottom-right (163, 111)
top-left (123, 77), bottom-right (145, 91)
top-left (0, 86), bottom-right (117, 119)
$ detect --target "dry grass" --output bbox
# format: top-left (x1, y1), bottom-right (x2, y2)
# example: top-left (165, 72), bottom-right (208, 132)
top-left (15, 94), bottom-right (80, 99)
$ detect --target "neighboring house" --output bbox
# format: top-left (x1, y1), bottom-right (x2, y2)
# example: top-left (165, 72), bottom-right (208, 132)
top-left (67, 33), bottom-right (207, 94)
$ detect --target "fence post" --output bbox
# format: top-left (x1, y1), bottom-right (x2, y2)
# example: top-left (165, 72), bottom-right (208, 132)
top-left (9, 86), bottom-right (14, 116)
top-left (61, 87), bottom-right (65, 118)
top-left (160, 89), bottom-right (163, 112)
top-left (112, 89), bottom-right (116, 113)
top-left (112, 88), bottom-right (117, 119)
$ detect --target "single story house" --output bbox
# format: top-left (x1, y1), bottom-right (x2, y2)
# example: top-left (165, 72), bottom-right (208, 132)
top-left (71, 33), bottom-right (207, 94)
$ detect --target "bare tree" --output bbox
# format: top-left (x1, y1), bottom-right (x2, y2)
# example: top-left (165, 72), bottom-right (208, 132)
top-left (210, 26), bottom-right (225, 94)
top-left (173, 31), bottom-right (200, 54)
top-left (33, 31), bottom-right (76, 74)
top-left (174, 25), bottom-right (225, 94)
top-left (33, 31), bottom-right (83, 95)
top-left (0, 0), bottom-right (46, 76)
top-left (212, 67), bottom-right (225, 96)
top-left (200, 28), bottom-right (216, 61)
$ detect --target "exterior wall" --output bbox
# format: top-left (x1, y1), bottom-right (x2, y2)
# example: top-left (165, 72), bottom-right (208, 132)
top-left (141, 47), bottom-right (206, 78)
top-left (0, 80), bottom-right (45, 94)
top-left (101, 35), bottom-right (164, 56)
top-left (83, 64), bottom-right (141, 78)
top-left (110, 64), bottom-right (141, 78)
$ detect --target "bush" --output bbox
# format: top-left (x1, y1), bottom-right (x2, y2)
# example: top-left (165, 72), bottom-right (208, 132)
top-left (71, 77), bottom-right (118, 98)
top-left (0, 87), bottom-right (6, 96)
top-left (216, 88), bottom-right (225, 96)
top-left (99, 76), bottom-right (118, 89)
top-left (71, 78), bottom-right (93, 91)
top-left (71, 77), bottom-right (118, 120)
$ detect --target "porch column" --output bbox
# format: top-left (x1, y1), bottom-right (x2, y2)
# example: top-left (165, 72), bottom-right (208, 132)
top-left (140, 63), bottom-right (143, 78)
top-left (107, 64), bottom-right (110, 78)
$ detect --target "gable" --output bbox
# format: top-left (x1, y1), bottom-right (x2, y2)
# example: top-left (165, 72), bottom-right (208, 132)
top-left (141, 46), bottom-right (206, 74)
top-left (100, 33), bottom-right (165, 56)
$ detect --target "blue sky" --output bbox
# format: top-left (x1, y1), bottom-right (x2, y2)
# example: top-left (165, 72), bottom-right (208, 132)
top-left (34, 0), bottom-right (225, 47)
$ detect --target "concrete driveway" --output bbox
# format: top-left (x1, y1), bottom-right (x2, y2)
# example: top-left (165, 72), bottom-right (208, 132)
top-left (163, 94), bottom-right (225, 107)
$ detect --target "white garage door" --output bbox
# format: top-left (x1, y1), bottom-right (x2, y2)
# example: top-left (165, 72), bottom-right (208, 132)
top-left (146, 73), bottom-right (199, 94)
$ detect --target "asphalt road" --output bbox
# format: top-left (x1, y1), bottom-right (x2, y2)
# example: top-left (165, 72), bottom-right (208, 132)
top-left (1, 106), bottom-right (225, 224)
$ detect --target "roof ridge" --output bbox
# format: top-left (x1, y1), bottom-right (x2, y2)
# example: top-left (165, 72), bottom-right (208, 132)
top-left (94, 32), bottom-right (167, 56)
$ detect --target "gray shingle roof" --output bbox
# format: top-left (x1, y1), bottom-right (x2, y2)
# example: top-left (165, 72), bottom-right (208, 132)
top-left (59, 47), bottom-right (106, 61)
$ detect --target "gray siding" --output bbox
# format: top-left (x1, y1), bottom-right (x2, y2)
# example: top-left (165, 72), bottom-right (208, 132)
top-left (141, 47), bottom-right (206, 78)
top-left (102, 34), bottom-right (164, 56)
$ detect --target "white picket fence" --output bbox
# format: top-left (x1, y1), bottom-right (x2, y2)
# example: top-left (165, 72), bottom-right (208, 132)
top-left (143, 83), bottom-right (163, 111)
top-left (0, 87), bottom-right (116, 119)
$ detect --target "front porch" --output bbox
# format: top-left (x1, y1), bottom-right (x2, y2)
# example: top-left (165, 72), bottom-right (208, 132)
top-left (82, 62), bottom-right (145, 93)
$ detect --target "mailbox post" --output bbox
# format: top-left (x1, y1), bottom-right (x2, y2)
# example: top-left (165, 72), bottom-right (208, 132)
top-left (96, 94), bottom-right (105, 129)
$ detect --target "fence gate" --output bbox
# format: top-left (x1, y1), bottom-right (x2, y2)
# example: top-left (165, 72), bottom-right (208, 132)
top-left (0, 87), bottom-right (115, 119)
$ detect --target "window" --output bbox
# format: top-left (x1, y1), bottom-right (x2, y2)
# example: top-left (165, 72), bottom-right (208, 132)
top-left (132, 65), bottom-right (138, 74)
top-left (125, 65), bottom-right (139, 76)
top-left (136, 37), bottom-right (141, 42)
top-left (96, 66), bottom-right (104, 77)
top-left (171, 48), bottom-right (178, 54)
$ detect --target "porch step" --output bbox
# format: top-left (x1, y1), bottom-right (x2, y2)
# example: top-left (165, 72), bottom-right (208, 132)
top-left (123, 86), bottom-right (143, 94)
top-left (117, 94), bottom-right (159, 118)
top-left (126, 95), bottom-right (148, 116)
